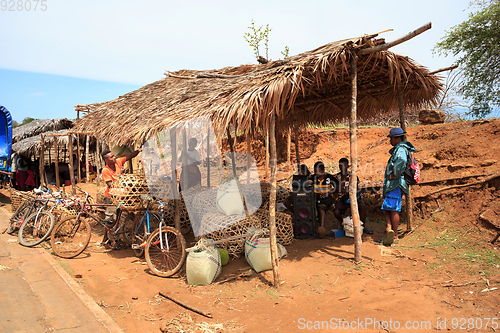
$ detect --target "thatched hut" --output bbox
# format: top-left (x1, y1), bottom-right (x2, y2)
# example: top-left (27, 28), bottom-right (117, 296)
top-left (12, 118), bottom-right (73, 144)
top-left (74, 25), bottom-right (444, 285)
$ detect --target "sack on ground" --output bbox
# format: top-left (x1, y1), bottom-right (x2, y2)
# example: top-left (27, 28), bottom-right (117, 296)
top-left (216, 178), bottom-right (245, 215)
top-left (342, 216), bottom-right (363, 238)
top-left (245, 229), bottom-right (286, 273)
top-left (186, 239), bottom-right (222, 285)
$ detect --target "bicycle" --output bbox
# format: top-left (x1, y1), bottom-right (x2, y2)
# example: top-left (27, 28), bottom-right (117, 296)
top-left (142, 197), bottom-right (186, 277)
top-left (50, 186), bottom-right (131, 259)
top-left (129, 194), bottom-right (163, 258)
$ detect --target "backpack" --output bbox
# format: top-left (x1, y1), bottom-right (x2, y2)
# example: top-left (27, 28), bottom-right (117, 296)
top-left (403, 149), bottom-right (420, 185)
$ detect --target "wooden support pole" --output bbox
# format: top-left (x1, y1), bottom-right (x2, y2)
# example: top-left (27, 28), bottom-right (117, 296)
top-left (170, 128), bottom-right (181, 232)
top-left (206, 126), bottom-right (211, 188)
top-left (85, 135), bottom-right (90, 183)
top-left (349, 52), bottom-right (362, 263)
top-left (68, 134), bottom-right (75, 195)
top-left (182, 128), bottom-right (189, 190)
top-left (397, 82), bottom-right (412, 231)
top-left (54, 138), bottom-right (60, 188)
top-left (39, 134), bottom-right (46, 187)
top-left (96, 139), bottom-right (101, 186)
top-left (76, 134), bottom-right (81, 184)
top-left (358, 22), bottom-right (432, 55)
top-left (294, 126), bottom-right (300, 170)
top-left (287, 127), bottom-right (291, 166)
top-left (246, 131), bottom-right (251, 184)
top-left (265, 129), bottom-right (269, 180)
top-left (269, 109), bottom-right (280, 288)
top-left (226, 127), bottom-right (238, 178)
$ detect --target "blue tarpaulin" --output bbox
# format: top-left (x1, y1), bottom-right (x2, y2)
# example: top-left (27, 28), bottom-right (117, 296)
top-left (0, 105), bottom-right (13, 172)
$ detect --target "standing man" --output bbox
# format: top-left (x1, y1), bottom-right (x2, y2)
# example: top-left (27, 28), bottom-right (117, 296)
top-left (382, 128), bottom-right (416, 245)
top-left (101, 148), bottom-right (140, 248)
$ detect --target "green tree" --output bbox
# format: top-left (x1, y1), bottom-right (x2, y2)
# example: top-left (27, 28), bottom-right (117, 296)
top-left (434, 0), bottom-right (500, 118)
top-left (22, 117), bottom-right (36, 125)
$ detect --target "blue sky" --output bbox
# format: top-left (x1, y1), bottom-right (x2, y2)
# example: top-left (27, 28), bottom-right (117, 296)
top-left (0, 0), bottom-right (473, 123)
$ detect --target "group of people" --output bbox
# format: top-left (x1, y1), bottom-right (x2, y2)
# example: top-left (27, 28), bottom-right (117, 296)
top-left (288, 127), bottom-right (415, 245)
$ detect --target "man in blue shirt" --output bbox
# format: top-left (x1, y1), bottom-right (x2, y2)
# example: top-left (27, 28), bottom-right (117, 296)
top-left (382, 128), bottom-right (416, 245)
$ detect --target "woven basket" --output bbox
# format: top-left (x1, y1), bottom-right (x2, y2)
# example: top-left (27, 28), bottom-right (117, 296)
top-left (199, 213), bottom-right (262, 258)
top-left (10, 189), bottom-right (34, 212)
top-left (109, 174), bottom-right (149, 211)
top-left (255, 209), bottom-right (294, 246)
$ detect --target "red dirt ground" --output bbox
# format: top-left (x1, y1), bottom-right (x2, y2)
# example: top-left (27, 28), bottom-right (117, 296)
top-left (2, 119), bottom-right (499, 332)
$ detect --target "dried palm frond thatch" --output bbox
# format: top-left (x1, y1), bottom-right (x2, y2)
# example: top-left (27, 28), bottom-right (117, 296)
top-left (13, 118), bottom-right (73, 144)
top-left (12, 129), bottom-right (76, 156)
top-left (74, 33), bottom-right (443, 145)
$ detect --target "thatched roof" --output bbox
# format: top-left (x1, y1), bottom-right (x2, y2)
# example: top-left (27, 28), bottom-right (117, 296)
top-left (74, 33), bottom-right (443, 145)
top-left (13, 118), bottom-right (74, 144)
top-left (12, 129), bottom-right (76, 156)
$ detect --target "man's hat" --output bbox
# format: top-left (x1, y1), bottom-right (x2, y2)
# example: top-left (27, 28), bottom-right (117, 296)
top-left (387, 128), bottom-right (406, 137)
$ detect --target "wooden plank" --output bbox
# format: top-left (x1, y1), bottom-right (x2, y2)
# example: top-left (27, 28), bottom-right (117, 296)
top-left (76, 134), bottom-right (81, 184)
top-left (349, 52), bottom-right (362, 263)
top-left (269, 108), bottom-right (280, 288)
top-left (206, 126), bottom-right (211, 188)
top-left (170, 128), bottom-right (181, 232)
top-left (96, 139), bottom-right (101, 186)
top-left (287, 127), bottom-right (291, 165)
top-left (265, 130), bottom-right (269, 179)
top-left (246, 131), bottom-right (251, 184)
top-left (294, 126), bottom-right (300, 170)
top-left (39, 134), bottom-right (45, 187)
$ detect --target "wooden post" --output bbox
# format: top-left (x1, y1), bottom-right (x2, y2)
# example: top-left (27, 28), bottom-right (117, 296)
top-left (68, 134), bottom-right (75, 195)
top-left (48, 144), bottom-right (51, 165)
top-left (265, 130), bottom-right (269, 179)
top-left (349, 52), bottom-right (362, 263)
top-left (96, 139), bottom-right (101, 186)
top-left (206, 127), bottom-right (211, 188)
top-left (54, 138), bottom-right (60, 188)
top-left (226, 128), bottom-right (238, 178)
top-left (39, 134), bottom-right (46, 187)
top-left (294, 126), bottom-right (300, 170)
top-left (269, 109), bottom-right (280, 288)
top-left (287, 127), bottom-right (291, 166)
top-left (246, 131), bottom-right (251, 184)
top-left (397, 82), bottom-right (413, 231)
top-left (170, 128), bottom-right (181, 232)
top-left (85, 135), bottom-right (90, 183)
top-left (182, 128), bottom-right (189, 190)
top-left (76, 134), bottom-right (81, 184)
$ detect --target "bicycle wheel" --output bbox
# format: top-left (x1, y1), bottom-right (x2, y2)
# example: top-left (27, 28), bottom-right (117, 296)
top-left (145, 226), bottom-right (186, 277)
top-left (18, 211), bottom-right (55, 247)
top-left (7, 200), bottom-right (31, 234)
top-left (132, 213), bottom-right (161, 258)
top-left (50, 215), bottom-right (91, 259)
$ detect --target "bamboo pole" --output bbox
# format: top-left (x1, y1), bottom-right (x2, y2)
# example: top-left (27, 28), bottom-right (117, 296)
top-left (397, 82), bottom-right (412, 231)
top-left (269, 109), bottom-right (280, 288)
top-left (294, 126), bottom-right (300, 170)
top-left (349, 52), bottom-right (362, 263)
top-left (76, 134), bottom-right (81, 184)
top-left (54, 138), bottom-right (60, 188)
top-left (265, 130), bottom-right (269, 179)
top-left (85, 135), bottom-right (90, 183)
top-left (48, 145), bottom-right (51, 165)
top-left (207, 126), bottom-right (211, 188)
top-left (246, 131), bottom-right (251, 184)
top-left (287, 127), bottom-right (291, 166)
top-left (39, 134), bottom-right (46, 187)
top-left (68, 134), bottom-right (75, 195)
top-left (170, 128), bottom-right (181, 232)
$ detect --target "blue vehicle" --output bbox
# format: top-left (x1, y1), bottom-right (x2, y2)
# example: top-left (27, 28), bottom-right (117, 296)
top-left (0, 105), bottom-right (13, 173)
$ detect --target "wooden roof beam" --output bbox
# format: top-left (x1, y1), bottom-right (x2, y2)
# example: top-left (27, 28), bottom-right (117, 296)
top-left (358, 22), bottom-right (431, 55)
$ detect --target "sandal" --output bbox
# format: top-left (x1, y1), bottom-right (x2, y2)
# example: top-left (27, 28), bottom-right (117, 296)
top-left (382, 230), bottom-right (394, 246)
